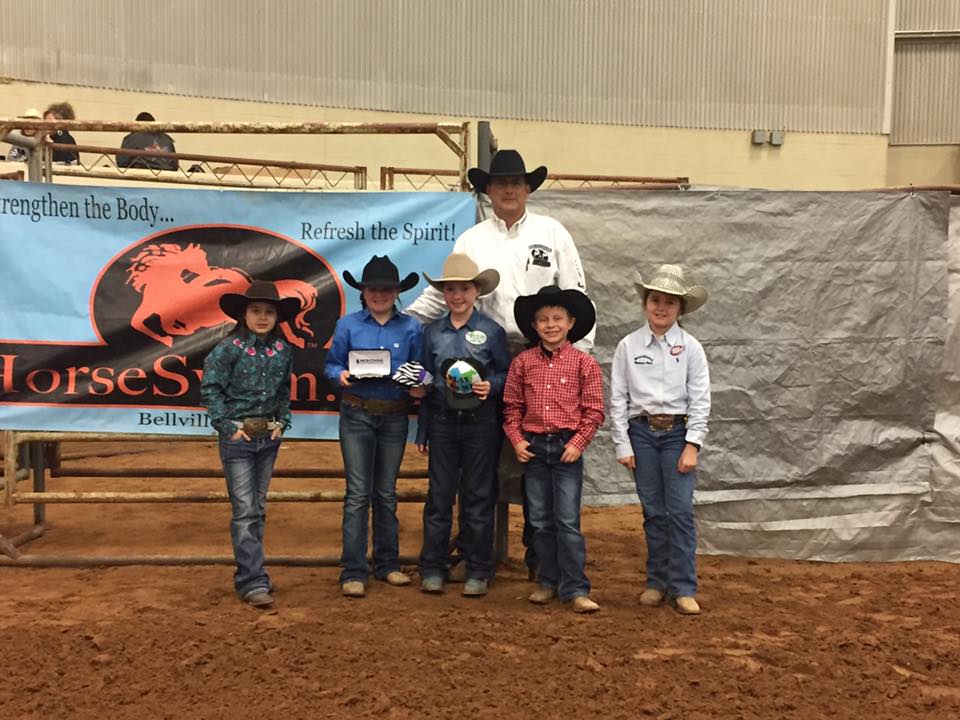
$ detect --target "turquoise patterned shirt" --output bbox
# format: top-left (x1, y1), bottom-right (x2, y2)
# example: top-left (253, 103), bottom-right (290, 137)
top-left (201, 329), bottom-right (294, 439)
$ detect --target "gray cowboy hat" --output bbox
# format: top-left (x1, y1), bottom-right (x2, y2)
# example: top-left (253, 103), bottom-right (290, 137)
top-left (635, 264), bottom-right (708, 313)
top-left (219, 280), bottom-right (302, 322)
top-left (513, 285), bottom-right (596, 345)
top-left (424, 253), bottom-right (500, 297)
top-left (467, 149), bottom-right (548, 195)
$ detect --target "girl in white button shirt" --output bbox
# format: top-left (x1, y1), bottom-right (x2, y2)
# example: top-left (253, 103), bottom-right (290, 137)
top-left (609, 264), bottom-right (711, 616)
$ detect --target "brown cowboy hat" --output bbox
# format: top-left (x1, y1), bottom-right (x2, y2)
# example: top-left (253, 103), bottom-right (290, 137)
top-left (424, 253), bottom-right (500, 296)
top-left (219, 280), bottom-right (302, 323)
top-left (467, 149), bottom-right (548, 195)
top-left (513, 285), bottom-right (596, 345)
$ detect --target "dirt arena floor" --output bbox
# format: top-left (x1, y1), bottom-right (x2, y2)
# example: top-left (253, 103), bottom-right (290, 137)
top-left (1, 438), bottom-right (959, 719)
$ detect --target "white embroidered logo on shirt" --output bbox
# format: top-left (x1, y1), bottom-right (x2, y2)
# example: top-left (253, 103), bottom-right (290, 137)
top-left (634, 354), bottom-right (654, 365)
top-left (526, 244), bottom-right (552, 270)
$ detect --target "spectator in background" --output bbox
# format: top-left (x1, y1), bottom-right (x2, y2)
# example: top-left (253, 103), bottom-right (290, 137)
top-left (5, 109), bottom-right (41, 162)
top-left (44, 102), bottom-right (79, 164)
top-left (117, 111), bottom-right (179, 171)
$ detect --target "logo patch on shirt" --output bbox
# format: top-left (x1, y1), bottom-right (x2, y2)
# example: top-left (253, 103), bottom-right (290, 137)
top-left (526, 244), bottom-right (553, 270)
top-left (465, 330), bottom-right (487, 345)
top-left (634, 354), bottom-right (654, 365)
top-left (670, 345), bottom-right (685, 356)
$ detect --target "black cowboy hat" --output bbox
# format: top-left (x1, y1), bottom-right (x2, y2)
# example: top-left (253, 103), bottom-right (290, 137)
top-left (343, 255), bottom-right (419, 293)
top-left (467, 149), bottom-right (548, 195)
top-left (219, 280), bottom-right (302, 323)
top-left (513, 285), bottom-right (596, 345)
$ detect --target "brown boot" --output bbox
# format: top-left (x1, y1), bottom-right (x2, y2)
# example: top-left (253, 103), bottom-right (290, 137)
top-left (447, 562), bottom-right (468, 583)
top-left (528, 586), bottom-right (556, 605)
top-left (674, 596), bottom-right (701, 615)
top-left (384, 570), bottom-right (412, 586)
top-left (571, 596), bottom-right (600, 614)
top-left (639, 588), bottom-right (666, 607)
top-left (341, 581), bottom-right (366, 598)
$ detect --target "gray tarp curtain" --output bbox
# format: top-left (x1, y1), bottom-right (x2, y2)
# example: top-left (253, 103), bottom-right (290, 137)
top-left (520, 189), bottom-right (957, 562)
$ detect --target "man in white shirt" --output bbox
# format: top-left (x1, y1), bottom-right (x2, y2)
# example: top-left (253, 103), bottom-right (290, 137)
top-left (407, 149), bottom-right (594, 579)
top-left (407, 149), bottom-right (593, 352)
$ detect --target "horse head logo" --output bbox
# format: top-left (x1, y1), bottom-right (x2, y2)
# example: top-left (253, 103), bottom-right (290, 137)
top-left (126, 242), bottom-right (320, 349)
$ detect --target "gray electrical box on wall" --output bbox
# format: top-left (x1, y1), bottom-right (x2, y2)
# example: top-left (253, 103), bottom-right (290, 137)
top-left (769, 131), bottom-right (785, 146)
top-left (751, 129), bottom-right (769, 144)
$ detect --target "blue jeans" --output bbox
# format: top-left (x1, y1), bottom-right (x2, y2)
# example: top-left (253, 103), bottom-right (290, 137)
top-left (629, 420), bottom-right (697, 597)
top-left (419, 407), bottom-right (499, 580)
top-left (219, 435), bottom-right (282, 598)
top-left (338, 403), bottom-right (409, 583)
top-left (523, 431), bottom-right (590, 601)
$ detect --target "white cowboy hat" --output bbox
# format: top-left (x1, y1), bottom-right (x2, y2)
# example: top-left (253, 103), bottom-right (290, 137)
top-left (424, 253), bottom-right (500, 296)
top-left (635, 264), bottom-right (708, 313)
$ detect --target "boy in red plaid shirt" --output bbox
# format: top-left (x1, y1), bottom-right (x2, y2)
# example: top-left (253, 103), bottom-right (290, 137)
top-left (502, 285), bottom-right (605, 613)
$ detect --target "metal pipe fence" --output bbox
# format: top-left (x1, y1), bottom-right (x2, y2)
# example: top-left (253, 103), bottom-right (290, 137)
top-left (0, 431), bottom-right (429, 566)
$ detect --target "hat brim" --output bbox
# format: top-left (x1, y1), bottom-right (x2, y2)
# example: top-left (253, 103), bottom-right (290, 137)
top-left (635, 276), bottom-right (708, 314)
top-left (219, 293), bottom-right (302, 323)
top-left (513, 288), bottom-right (596, 345)
top-left (468, 165), bottom-right (548, 195)
top-left (343, 270), bottom-right (420, 293)
top-left (423, 268), bottom-right (500, 297)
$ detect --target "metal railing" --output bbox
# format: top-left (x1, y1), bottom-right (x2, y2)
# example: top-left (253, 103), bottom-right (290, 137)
top-left (379, 166), bottom-right (690, 191)
top-left (47, 143), bottom-right (368, 190)
top-left (0, 431), bottom-right (428, 566)
top-left (0, 119), bottom-right (471, 190)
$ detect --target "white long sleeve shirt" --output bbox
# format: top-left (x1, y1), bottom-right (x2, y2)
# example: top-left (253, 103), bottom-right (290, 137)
top-left (609, 322), bottom-right (711, 457)
top-left (405, 210), bottom-right (594, 351)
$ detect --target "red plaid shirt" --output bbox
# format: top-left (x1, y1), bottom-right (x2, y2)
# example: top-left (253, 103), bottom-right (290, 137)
top-left (502, 342), bottom-right (605, 452)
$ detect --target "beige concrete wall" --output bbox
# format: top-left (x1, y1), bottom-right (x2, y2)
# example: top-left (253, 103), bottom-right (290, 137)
top-left (887, 145), bottom-right (960, 186)
top-left (1, 80), bottom-right (896, 190)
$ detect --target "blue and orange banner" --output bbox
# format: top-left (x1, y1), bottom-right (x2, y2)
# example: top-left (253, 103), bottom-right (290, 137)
top-left (0, 184), bottom-right (475, 438)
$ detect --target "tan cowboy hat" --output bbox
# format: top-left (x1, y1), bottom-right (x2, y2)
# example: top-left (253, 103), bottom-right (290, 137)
top-left (635, 264), bottom-right (708, 313)
top-left (424, 253), bottom-right (500, 296)
top-left (19, 108), bottom-right (41, 119)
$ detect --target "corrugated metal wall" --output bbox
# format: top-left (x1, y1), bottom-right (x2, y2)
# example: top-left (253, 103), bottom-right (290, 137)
top-left (897, 0), bottom-right (960, 30)
top-left (1, 0), bottom-right (889, 134)
top-left (892, 0), bottom-right (960, 145)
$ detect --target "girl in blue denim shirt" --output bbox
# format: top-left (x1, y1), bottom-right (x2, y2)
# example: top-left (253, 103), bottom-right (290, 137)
top-left (201, 281), bottom-right (301, 609)
top-left (324, 255), bottom-right (424, 599)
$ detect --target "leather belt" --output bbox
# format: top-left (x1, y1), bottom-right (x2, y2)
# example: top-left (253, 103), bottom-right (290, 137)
top-left (238, 416), bottom-right (278, 438)
top-left (342, 392), bottom-right (409, 415)
top-left (638, 414), bottom-right (686, 431)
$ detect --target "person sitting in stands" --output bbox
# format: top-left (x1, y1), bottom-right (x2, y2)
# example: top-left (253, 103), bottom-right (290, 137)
top-left (5, 109), bottom-right (41, 162)
top-left (44, 102), bottom-right (79, 164)
top-left (117, 111), bottom-right (179, 171)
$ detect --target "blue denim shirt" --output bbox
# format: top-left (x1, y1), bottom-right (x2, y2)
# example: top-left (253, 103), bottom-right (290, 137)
top-left (324, 308), bottom-right (423, 401)
top-left (201, 329), bottom-right (294, 439)
top-left (416, 309), bottom-right (510, 444)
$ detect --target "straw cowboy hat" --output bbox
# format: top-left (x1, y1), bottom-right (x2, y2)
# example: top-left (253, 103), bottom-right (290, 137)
top-left (219, 280), bottom-right (302, 323)
top-left (343, 255), bottom-right (419, 293)
top-left (635, 264), bottom-right (708, 313)
top-left (19, 108), bottom-right (41, 120)
top-left (424, 253), bottom-right (500, 296)
top-left (513, 285), bottom-right (596, 345)
top-left (467, 149), bottom-right (548, 195)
